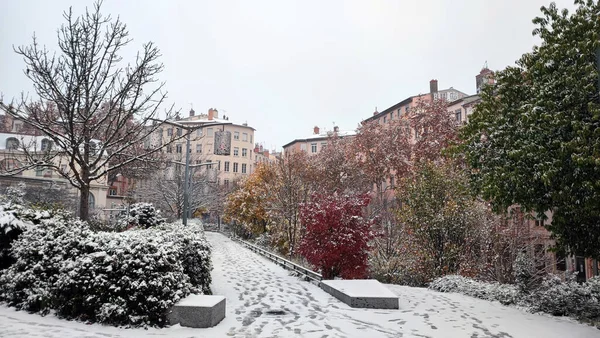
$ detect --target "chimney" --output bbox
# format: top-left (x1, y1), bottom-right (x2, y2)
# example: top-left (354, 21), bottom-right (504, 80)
top-left (313, 126), bottom-right (320, 135)
top-left (254, 143), bottom-right (260, 153)
top-left (189, 108), bottom-right (195, 117)
top-left (208, 108), bottom-right (214, 120)
top-left (264, 150), bottom-right (269, 157)
top-left (430, 79), bottom-right (438, 94)
top-left (334, 126), bottom-right (339, 133)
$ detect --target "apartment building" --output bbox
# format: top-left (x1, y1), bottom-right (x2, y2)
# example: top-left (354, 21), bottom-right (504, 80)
top-left (158, 108), bottom-right (256, 189)
top-left (0, 132), bottom-right (109, 210)
top-left (253, 144), bottom-right (281, 166)
top-left (364, 80), bottom-right (469, 126)
top-left (282, 126), bottom-right (355, 156)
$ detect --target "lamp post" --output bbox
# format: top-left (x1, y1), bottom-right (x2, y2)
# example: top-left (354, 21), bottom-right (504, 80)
top-left (157, 119), bottom-right (231, 226)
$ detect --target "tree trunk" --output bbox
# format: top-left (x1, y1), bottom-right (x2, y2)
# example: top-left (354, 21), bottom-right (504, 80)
top-left (79, 184), bottom-right (90, 221)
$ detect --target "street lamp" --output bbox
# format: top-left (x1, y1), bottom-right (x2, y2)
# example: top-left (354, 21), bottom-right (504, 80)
top-left (157, 119), bottom-right (231, 226)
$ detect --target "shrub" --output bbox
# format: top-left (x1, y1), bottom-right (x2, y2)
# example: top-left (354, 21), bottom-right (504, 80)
top-left (0, 202), bottom-right (71, 270)
top-left (430, 274), bottom-right (600, 324)
top-left (125, 202), bottom-right (165, 229)
top-left (530, 275), bottom-right (600, 321)
top-left (429, 275), bottom-right (520, 306)
top-left (0, 219), bottom-right (212, 327)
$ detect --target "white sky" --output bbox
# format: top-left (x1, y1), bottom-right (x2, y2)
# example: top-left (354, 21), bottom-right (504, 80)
top-left (0, 0), bottom-right (576, 151)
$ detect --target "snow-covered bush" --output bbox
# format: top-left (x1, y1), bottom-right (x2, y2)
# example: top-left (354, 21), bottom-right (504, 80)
top-left (430, 274), bottom-right (600, 324)
top-left (124, 202), bottom-right (165, 229)
top-left (0, 202), bottom-right (71, 270)
top-left (529, 275), bottom-right (600, 321)
top-left (0, 220), bottom-right (212, 327)
top-left (429, 275), bottom-right (520, 306)
top-left (513, 251), bottom-right (537, 293)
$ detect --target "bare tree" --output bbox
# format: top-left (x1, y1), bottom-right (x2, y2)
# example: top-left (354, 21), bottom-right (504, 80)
top-left (0, 1), bottom-right (184, 220)
top-left (135, 153), bottom-right (220, 221)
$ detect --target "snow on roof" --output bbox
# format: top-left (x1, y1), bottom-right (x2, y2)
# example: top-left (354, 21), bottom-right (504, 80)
top-left (282, 130), bottom-right (356, 148)
top-left (177, 116), bottom-right (255, 131)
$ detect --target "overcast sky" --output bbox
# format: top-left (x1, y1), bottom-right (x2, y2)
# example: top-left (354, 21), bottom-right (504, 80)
top-left (0, 0), bottom-right (576, 151)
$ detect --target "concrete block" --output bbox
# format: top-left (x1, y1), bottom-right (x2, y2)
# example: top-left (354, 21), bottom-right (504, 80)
top-left (168, 294), bottom-right (226, 328)
top-left (320, 279), bottom-right (399, 309)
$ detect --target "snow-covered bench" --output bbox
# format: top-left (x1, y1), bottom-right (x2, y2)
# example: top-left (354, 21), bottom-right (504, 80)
top-left (320, 279), bottom-right (399, 309)
top-left (168, 294), bottom-right (226, 328)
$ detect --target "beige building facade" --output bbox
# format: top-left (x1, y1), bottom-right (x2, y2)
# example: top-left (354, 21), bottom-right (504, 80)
top-left (159, 108), bottom-right (256, 189)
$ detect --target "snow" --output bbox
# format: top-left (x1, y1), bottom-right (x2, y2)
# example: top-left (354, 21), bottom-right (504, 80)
top-left (321, 279), bottom-right (397, 298)
top-left (175, 294), bottom-right (224, 308)
top-left (0, 231), bottom-right (599, 337)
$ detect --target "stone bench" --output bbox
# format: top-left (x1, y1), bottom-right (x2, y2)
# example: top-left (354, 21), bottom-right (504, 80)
top-left (320, 279), bottom-right (399, 309)
top-left (168, 294), bottom-right (226, 328)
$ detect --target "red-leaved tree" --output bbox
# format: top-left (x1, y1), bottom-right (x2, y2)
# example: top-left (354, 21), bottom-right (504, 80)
top-left (298, 193), bottom-right (375, 279)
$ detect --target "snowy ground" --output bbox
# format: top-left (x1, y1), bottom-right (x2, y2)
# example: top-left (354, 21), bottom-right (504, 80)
top-left (1, 231), bottom-right (599, 337)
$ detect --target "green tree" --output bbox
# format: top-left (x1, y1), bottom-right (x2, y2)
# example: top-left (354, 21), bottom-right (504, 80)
top-left (460, 0), bottom-right (600, 258)
top-left (397, 162), bottom-right (479, 279)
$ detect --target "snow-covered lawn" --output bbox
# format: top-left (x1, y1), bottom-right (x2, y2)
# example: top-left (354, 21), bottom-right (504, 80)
top-left (1, 231), bottom-right (598, 337)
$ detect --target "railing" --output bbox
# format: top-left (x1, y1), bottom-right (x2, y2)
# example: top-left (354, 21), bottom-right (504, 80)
top-left (231, 237), bottom-right (322, 284)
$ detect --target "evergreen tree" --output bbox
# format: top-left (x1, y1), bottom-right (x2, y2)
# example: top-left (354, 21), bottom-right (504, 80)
top-left (460, 0), bottom-right (600, 258)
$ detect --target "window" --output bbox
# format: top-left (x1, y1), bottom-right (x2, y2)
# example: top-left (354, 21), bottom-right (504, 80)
top-left (36, 168), bottom-right (44, 177)
top-left (383, 116), bottom-right (387, 123)
top-left (390, 112), bottom-right (394, 120)
top-left (242, 148), bottom-right (247, 157)
top-left (5, 137), bottom-right (19, 150)
top-left (166, 145), bottom-right (172, 153)
top-left (177, 128), bottom-right (182, 136)
top-left (398, 108), bottom-right (402, 117)
top-left (250, 135), bottom-right (253, 143)
top-left (233, 162), bottom-right (239, 173)
top-left (405, 106), bottom-right (410, 114)
top-left (535, 218), bottom-right (545, 227)
top-left (197, 128), bottom-right (203, 137)
top-left (60, 165), bottom-right (67, 173)
top-left (234, 131), bottom-right (240, 140)
top-left (242, 163), bottom-right (247, 174)
top-left (196, 144), bottom-right (202, 153)
top-left (206, 160), bottom-right (212, 170)
top-left (390, 176), bottom-right (395, 188)
top-left (109, 188), bottom-right (117, 196)
top-left (224, 161), bottom-right (230, 172)
top-left (216, 160), bottom-right (221, 171)
top-left (311, 143), bottom-right (317, 153)
top-left (455, 109), bottom-right (462, 123)
top-left (242, 133), bottom-right (248, 141)
top-left (207, 128), bottom-right (214, 137)
top-left (321, 142), bottom-right (327, 150)
top-left (88, 192), bottom-right (95, 210)
top-left (167, 128), bottom-right (173, 136)
top-left (41, 139), bottom-right (52, 151)
top-left (224, 179), bottom-right (229, 188)
top-left (234, 147), bottom-right (239, 156)
top-left (176, 144), bottom-right (182, 153)
top-left (300, 144), bottom-right (307, 151)
top-left (196, 160), bottom-right (202, 164)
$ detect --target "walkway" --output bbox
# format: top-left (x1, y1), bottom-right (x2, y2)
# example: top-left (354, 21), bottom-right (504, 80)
top-left (0, 231), bottom-right (597, 337)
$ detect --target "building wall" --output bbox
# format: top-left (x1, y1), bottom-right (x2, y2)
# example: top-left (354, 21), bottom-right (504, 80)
top-left (0, 133), bottom-right (109, 211)
top-left (159, 111), bottom-right (256, 188)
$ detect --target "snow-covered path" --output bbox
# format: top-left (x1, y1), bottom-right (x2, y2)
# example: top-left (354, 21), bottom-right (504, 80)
top-left (0, 231), bottom-right (598, 337)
